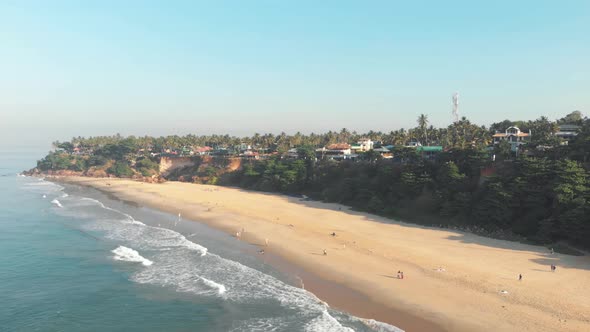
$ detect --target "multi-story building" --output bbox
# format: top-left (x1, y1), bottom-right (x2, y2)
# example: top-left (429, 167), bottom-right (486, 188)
top-left (492, 127), bottom-right (531, 151)
top-left (556, 124), bottom-right (580, 144)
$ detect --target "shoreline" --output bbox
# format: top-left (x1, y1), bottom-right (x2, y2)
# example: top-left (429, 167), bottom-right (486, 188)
top-left (50, 176), bottom-right (590, 332)
top-left (261, 250), bottom-right (444, 331)
top-left (56, 176), bottom-right (437, 331)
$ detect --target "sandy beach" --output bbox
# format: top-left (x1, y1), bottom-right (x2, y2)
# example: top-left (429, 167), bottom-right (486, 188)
top-left (56, 176), bottom-right (590, 332)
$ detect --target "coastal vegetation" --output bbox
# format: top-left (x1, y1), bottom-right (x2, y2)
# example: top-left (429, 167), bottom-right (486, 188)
top-left (30, 111), bottom-right (590, 250)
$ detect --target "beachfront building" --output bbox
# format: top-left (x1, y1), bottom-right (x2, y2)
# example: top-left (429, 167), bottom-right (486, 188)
top-left (193, 146), bottom-right (213, 155)
top-left (556, 124), bottom-right (580, 144)
top-left (492, 127), bottom-right (531, 151)
top-left (372, 146), bottom-right (393, 158)
top-left (286, 148), bottom-right (299, 159)
top-left (316, 143), bottom-right (352, 160)
top-left (242, 150), bottom-right (260, 159)
top-left (236, 143), bottom-right (252, 153)
top-left (406, 139), bottom-right (422, 147)
top-left (416, 146), bottom-right (443, 160)
top-left (351, 138), bottom-right (374, 153)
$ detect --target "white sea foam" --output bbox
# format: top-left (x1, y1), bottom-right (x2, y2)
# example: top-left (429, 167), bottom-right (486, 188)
top-left (22, 178), bottom-right (65, 194)
top-left (74, 197), bottom-right (208, 257)
top-left (61, 193), bottom-right (69, 198)
top-left (361, 319), bottom-right (405, 332)
top-left (80, 197), bottom-right (145, 225)
top-left (112, 246), bottom-right (153, 266)
top-left (200, 277), bottom-right (227, 294)
top-left (183, 238), bottom-right (208, 256)
top-left (228, 317), bottom-right (290, 332)
top-left (305, 309), bottom-right (355, 332)
top-left (51, 199), bottom-right (63, 208)
top-left (130, 245), bottom-right (366, 332)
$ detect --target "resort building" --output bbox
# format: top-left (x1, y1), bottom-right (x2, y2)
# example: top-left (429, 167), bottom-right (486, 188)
top-left (242, 150), bottom-right (260, 159)
top-left (316, 143), bottom-right (352, 160)
top-left (556, 124), bottom-right (580, 144)
top-left (492, 127), bottom-right (531, 151)
top-left (351, 138), bottom-right (374, 153)
top-left (193, 146), bottom-right (213, 155)
top-left (416, 146), bottom-right (443, 160)
top-left (286, 148), bottom-right (299, 159)
top-left (372, 146), bottom-right (393, 158)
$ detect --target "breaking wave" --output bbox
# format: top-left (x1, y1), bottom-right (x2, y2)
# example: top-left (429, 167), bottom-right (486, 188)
top-left (112, 246), bottom-right (153, 266)
top-left (80, 197), bottom-right (145, 226)
top-left (51, 199), bottom-right (63, 208)
top-left (201, 277), bottom-right (227, 295)
top-left (361, 319), bottom-right (405, 332)
top-left (305, 309), bottom-right (355, 332)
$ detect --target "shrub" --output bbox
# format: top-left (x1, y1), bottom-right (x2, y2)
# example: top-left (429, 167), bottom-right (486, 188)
top-left (107, 161), bottom-right (134, 177)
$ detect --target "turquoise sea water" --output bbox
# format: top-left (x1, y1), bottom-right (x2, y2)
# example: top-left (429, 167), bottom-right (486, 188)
top-left (0, 151), bottom-right (401, 332)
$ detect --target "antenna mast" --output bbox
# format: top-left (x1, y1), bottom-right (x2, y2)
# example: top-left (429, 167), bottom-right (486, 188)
top-left (452, 92), bottom-right (459, 122)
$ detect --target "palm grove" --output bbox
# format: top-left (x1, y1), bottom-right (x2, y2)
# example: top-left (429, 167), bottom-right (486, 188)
top-left (35, 111), bottom-right (590, 250)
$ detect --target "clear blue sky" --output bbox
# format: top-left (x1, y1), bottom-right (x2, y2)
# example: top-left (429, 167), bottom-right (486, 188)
top-left (1, 0), bottom-right (589, 148)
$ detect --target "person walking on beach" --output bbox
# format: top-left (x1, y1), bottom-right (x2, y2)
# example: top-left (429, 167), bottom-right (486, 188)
top-left (323, 249), bottom-right (327, 256)
top-left (518, 274), bottom-right (522, 281)
top-left (397, 270), bottom-right (401, 279)
top-left (551, 264), bottom-right (556, 272)
top-left (400, 271), bottom-right (404, 279)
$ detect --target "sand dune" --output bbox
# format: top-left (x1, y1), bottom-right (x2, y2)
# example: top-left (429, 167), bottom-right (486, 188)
top-left (57, 177), bottom-right (590, 332)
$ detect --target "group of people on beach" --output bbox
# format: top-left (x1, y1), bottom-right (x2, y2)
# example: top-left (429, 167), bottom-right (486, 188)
top-left (397, 271), bottom-right (404, 279)
top-left (515, 249), bottom-right (558, 281)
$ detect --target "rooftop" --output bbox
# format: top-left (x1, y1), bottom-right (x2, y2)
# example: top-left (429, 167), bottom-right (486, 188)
top-left (492, 133), bottom-right (530, 137)
top-left (327, 143), bottom-right (351, 150)
top-left (416, 146), bottom-right (443, 152)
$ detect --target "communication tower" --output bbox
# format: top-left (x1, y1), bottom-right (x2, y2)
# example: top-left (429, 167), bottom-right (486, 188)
top-left (452, 92), bottom-right (459, 122)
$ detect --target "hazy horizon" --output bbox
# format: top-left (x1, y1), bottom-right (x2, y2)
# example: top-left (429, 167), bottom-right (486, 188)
top-left (1, 1), bottom-right (589, 148)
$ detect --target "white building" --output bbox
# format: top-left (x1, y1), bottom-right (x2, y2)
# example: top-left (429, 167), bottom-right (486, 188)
top-left (351, 138), bottom-right (374, 153)
top-left (317, 143), bottom-right (352, 160)
top-left (492, 127), bottom-right (531, 151)
top-left (556, 124), bottom-right (580, 144)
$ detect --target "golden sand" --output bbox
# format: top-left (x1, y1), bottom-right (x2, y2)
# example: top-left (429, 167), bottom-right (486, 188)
top-left (57, 177), bottom-right (590, 332)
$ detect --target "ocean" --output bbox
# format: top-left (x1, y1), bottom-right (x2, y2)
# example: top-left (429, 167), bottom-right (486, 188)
top-left (0, 150), bottom-right (401, 332)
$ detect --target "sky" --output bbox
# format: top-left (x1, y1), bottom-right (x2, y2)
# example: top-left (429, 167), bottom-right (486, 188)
top-left (1, 0), bottom-right (589, 148)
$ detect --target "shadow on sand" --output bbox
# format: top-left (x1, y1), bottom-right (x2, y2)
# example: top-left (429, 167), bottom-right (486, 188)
top-left (229, 186), bottom-right (590, 272)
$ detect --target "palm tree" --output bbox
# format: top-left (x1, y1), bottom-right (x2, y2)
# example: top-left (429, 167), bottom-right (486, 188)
top-left (339, 128), bottom-right (351, 144)
top-left (417, 114), bottom-right (429, 146)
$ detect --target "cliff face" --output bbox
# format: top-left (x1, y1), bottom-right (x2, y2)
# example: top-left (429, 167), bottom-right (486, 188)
top-left (159, 157), bottom-right (196, 176)
top-left (226, 157), bottom-right (242, 171)
top-left (160, 156), bottom-right (243, 183)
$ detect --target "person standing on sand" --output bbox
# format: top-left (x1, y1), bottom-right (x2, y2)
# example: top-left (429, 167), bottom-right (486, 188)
top-left (401, 271), bottom-right (404, 279)
top-left (519, 274), bottom-right (522, 281)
